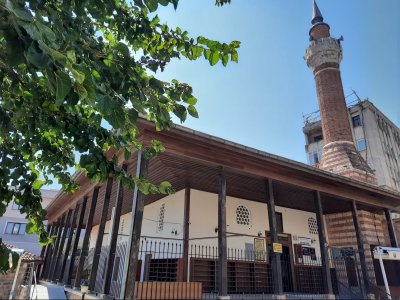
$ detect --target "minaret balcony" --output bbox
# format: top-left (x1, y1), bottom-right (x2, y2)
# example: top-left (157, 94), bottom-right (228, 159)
top-left (305, 37), bottom-right (343, 72)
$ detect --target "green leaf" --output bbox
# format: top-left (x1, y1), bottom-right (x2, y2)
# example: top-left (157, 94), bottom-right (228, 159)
top-left (231, 50), bottom-right (238, 63)
top-left (158, 0), bottom-right (169, 6)
top-left (115, 42), bottom-right (130, 58)
top-left (144, 0), bottom-right (158, 12)
top-left (55, 71), bottom-right (72, 105)
top-left (149, 78), bottom-right (164, 93)
top-left (192, 46), bottom-right (203, 59)
top-left (32, 179), bottom-right (46, 190)
top-left (108, 105), bottom-right (126, 128)
top-left (187, 105), bottom-right (199, 118)
top-left (26, 222), bottom-right (37, 234)
top-left (209, 51), bottom-right (220, 66)
top-left (67, 50), bottom-right (76, 63)
top-left (96, 95), bottom-right (113, 116)
top-left (25, 45), bottom-right (51, 68)
top-left (5, 0), bottom-right (33, 21)
top-left (159, 181), bottom-right (172, 194)
top-left (127, 108), bottom-right (138, 124)
top-left (36, 22), bottom-right (57, 43)
top-left (38, 41), bottom-right (67, 65)
top-left (204, 49), bottom-right (211, 60)
top-left (222, 53), bottom-right (229, 67)
top-left (171, 0), bottom-right (179, 9)
top-left (74, 83), bottom-right (88, 100)
top-left (173, 104), bottom-right (187, 122)
top-left (70, 68), bottom-right (85, 84)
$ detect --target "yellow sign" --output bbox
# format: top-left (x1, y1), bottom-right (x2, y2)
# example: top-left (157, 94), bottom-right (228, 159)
top-left (273, 242), bottom-right (282, 253)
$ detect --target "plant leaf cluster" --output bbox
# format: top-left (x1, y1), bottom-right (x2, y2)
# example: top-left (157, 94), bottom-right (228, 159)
top-left (0, 0), bottom-right (239, 271)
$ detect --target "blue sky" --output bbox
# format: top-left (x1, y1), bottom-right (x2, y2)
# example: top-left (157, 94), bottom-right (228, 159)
top-left (153, 0), bottom-right (400, 164)
top-left (44, 0), bottom-right (399, 190)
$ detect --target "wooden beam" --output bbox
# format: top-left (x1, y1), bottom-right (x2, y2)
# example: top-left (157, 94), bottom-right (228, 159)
top-left (59, 203), bottom-right (80, 283)
top-left (52, 209), bottom-right (72, 282)
top-left (266, 178), bottom-right (283, 295)
top-left (313, 190), bottom-right (333, 295)
top-left (103, 165), bottom-right (127, 295)
top-left (65, 197), bottom-right (88, 286)
top-left (351, 200), bottom-right (369, 297)
top-left (122, 151), bottom-right (148, 300)
top-left (74, 187), bottom-right (99, 288)
top-left (385, 208), bottom-right (399, 248)
top-left (217, 171), bottom-right (228, 297)
top-left (89, 177), bottom-right (113, 292)
top-left (183, 186), bottom-right (191, 282)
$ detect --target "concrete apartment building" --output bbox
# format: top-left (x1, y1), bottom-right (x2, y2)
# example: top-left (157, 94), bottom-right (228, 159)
top-left (0, 189), bottom-right (58, 255)
top-left (303, 99), bottom-right (400, 192)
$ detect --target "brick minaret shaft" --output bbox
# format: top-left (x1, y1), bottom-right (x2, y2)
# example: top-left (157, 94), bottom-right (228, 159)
top-left (305, 0), bottom-right (376, 184)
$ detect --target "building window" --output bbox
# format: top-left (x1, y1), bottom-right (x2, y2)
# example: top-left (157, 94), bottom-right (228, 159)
top-left (5, 222), bottom-right (27, 235)
top-left (276, 212), bottom-right (283, 233)
top-left (352, 115), bottom-right (362, 127)
top-left (356, 139), bottom-right (366, 151)
top-left (236, 205), bottom-right (251, 226)
top-left (157, 204), bottom-right (165, 232)
top-left (308, 217), bottom-right (318, 235)
top-left (313, 135), bottom-right (323, 143)
top-left (307, 150), bottom-right (322, 165)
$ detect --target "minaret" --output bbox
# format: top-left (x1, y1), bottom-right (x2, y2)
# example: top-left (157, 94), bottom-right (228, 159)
top-left (305, 0), bottom-right (376, 184)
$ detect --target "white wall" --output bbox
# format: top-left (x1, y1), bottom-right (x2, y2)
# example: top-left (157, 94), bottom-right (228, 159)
top-left (189, 189), bottom-right (321, 259)
top-left (89, 189), bottom-right (185, 249)
top-left (87, 188), bottom-right (322, 262)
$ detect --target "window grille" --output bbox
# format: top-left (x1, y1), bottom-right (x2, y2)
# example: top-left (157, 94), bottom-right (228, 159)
top-left (236, 205), bottom-right (251, 226)
top-left (308, 217), bottom-right (318, 235)
top-left (157, 204), bottom-right (165, 232)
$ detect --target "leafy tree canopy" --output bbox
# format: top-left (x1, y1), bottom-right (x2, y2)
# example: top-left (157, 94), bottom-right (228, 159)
top-left (0, 0), bottom-right (239, 263)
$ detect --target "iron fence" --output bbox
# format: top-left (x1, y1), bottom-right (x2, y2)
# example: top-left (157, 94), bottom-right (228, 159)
top-left (44, 238), bottom-right (400, 299)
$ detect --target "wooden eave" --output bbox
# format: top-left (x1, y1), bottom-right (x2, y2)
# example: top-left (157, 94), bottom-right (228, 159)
top-left (46, 118), bottom-right (400, 225)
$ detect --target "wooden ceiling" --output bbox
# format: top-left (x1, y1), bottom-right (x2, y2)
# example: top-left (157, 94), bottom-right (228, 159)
top-left (47, 120), bottom-right (400, 226)
top-left (51, 152), bottom-right (381, 227)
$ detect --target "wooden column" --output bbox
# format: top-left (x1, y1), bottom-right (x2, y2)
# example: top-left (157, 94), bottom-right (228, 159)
top-left (313, 191), bottom-right (333, 295)
top-left (88, 177), bottom-right (113, 292)
top-left (65, 197), bottom-right (88, 286)
top-left (384, 208), bottom-right (399, 248)
top-left (39, 224), bottom-right (53, 279)
top-left (52, 209), bottom-right (73, 282)
top-left (103, 165), bottom-right (127, 295)
top-left (49, 213), bottom-right (67, 280)
top-left (59, 204), bottom-right (80, 283)
top-left (266, 178), bottom-right (283, 295)
top-left (122, 151), bottom-right (148, 300)
top-left (183, 186), bottom-right (191, 282)
top-left (217, 171), bottom-right (228, 297)
top-left (74, 188), bottom-right (99, 288)
top-left (351, 200), bottom-right (369, 297)
top-left (43, 220), bottom-right (60, 279)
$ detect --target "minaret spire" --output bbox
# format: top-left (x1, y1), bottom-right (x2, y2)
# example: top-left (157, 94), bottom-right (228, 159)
top-left (312, 0), bottom-right (323, 24)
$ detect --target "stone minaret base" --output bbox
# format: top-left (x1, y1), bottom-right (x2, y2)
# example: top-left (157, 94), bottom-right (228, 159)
top-left (320, 141), bottom-right (377, 185)
top-left (325, 211), bottom-right (391, 285)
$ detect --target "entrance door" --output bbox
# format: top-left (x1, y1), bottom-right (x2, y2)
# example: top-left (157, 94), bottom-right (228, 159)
top-left (266, 232), bottom-right (295, 292)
